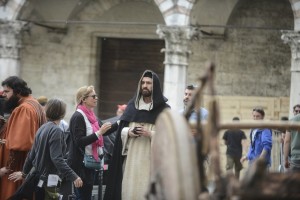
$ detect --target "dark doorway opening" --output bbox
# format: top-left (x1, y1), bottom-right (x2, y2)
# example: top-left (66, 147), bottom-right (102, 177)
top-left (98, 38), bottom-right (165, 119)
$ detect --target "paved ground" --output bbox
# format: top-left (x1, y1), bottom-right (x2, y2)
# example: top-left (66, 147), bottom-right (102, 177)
top-left (92, 185), bottom-right (106, 200)
top-left (92, 183), bottom-right (214, 200)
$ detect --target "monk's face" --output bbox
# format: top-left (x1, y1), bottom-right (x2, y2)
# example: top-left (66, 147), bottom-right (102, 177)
top-left (2, 86), bottom-right (13, 100)
top-left (140, 77), bottom-right (153, 97)
top-left (2, 85), bottom-right (20, 112)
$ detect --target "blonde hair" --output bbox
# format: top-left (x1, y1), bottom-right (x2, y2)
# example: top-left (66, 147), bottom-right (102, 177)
top-left (76, 85), bottom-right (95, 105)
top-left (37, 96), bottom-right (48, 106)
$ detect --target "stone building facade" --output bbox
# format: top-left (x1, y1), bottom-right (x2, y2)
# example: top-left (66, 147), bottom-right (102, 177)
top-left (0, 0), bottom-right (299, 120)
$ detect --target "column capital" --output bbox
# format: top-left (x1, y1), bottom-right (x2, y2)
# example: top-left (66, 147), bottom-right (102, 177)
top-left (156, 25), bottom-right (198, 67)
top-left (281, 30), bottom-right (300, 60)
top-left (0, 20), bottom-right (27, 59)
top-left (156, 25), bottom-right (199, 42)
top-left (156, 25), bottom-right (198, 110)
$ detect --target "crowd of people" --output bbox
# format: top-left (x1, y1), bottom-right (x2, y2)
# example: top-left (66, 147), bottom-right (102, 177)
top-left (0, 71), bottom-right (168, 200)
top-left (0, 72), bottom-right (299, 200)
top-left (223, 105), bottom-right (300, 179)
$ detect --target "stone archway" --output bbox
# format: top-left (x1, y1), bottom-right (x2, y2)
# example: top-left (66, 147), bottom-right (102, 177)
top-left (153, 0), bottom-right (195, 26)
top-left (288, 0), bottom-right (300, 30)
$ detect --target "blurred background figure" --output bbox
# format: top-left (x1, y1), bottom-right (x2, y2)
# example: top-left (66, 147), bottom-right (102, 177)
top-left (180, 85), bottom-right (208, 137)
top-left (240, 107), bottom-right (272, 169)
top-left (278, 116), bottom-right (289, 173)
top-left (102, 104), bottom-right (127, 185)
top-left (181, 84), bottom-right (208, 121)
top-left (116, 104), bottom-right (127, 117)
top-left (223, 117), bottom-right (247, 179)
top-left (283, 104), bottom-right (300, 172)
top-left (36, 96), bottom-right (48, 107)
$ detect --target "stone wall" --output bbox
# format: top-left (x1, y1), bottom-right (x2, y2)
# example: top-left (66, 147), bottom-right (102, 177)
top-left (20, 24), bottom-right (95, 119)
top-left (19, 1), bottom-right (163, 120)
top-left (19, 0), bottom-right (294, 121)
top-left (188, 0), bottom-right (293, 97)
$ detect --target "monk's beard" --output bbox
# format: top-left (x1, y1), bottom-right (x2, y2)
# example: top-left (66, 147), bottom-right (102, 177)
top-left (4, 95), bottom-right (20, 113)
top-left (141, 89), bottom-right (152, 97)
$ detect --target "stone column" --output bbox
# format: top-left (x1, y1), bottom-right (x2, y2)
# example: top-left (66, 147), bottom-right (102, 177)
top-left (0, 20), bottom-right (26, 83)
top-left (157, 25), bottom-right (198, 111)
top-left (281, 30), bottom-right (300, 117)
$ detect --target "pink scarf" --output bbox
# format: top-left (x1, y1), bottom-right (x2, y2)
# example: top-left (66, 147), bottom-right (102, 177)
top-left (78, 104), bottom-right (103, 161)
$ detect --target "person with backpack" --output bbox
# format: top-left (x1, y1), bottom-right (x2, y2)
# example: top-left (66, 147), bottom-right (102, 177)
top-left (240, 107), bottom-right (273, 168)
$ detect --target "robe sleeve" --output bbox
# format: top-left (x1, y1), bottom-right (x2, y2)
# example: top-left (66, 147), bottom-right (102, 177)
top-left (121, 127), bottom-right (130, 156)
top-left (149, 130), bottom-right (155, 139)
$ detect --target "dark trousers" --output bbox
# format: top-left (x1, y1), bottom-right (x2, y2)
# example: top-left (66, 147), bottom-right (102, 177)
top-left (74, 183), bottom-right (93, 200)
top-left (60, 180), bottom-right (73, 200)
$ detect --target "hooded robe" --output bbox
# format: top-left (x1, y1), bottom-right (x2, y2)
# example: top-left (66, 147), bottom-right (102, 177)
top-left (104, 70), bottom-right (170, 200)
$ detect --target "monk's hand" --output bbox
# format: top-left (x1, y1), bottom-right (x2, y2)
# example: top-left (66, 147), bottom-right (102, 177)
top-left (129, 127), bottom-right (140, 137)
top-left (73, 177), bottom-right (83, 188)
top-left (138, 127), bottom-right (151, 137)
top-left (8, 171), bottom-right (23, 182)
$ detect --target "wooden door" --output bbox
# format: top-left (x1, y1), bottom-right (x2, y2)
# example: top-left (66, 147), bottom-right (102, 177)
top-left (98, 38), bottom-right (165, 119)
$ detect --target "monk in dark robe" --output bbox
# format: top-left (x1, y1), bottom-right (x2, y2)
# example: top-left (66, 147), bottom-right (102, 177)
top-left (104, 70), bottom-right (170, 200)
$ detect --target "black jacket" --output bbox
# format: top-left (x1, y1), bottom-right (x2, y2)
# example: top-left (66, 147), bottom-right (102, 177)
top-left (23, 122), bottom-right (78, 181)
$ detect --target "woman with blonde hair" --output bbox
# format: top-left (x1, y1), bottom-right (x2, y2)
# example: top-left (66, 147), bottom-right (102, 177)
top-left (68, 85), bottom-right (116, 200)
